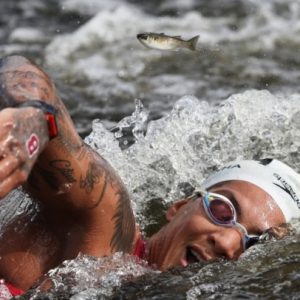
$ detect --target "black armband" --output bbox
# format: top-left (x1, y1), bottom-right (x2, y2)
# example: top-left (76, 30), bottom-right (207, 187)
top-left (14, 100), bottom-right (58, 139)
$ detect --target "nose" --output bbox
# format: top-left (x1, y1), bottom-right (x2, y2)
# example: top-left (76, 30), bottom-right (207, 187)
top-left (209, 228), bottom-right (244, 259)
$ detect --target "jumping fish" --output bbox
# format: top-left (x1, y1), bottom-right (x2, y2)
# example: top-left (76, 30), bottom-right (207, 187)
top-left (137, 32), bottom-right (199, 51)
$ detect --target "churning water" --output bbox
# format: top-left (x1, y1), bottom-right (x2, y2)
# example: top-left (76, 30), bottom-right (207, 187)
top-left (1, 0), bottom-right (300, 299)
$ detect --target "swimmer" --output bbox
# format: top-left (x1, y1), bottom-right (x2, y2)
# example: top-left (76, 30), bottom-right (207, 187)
top-left (0, 55), bottom-right (299, 296)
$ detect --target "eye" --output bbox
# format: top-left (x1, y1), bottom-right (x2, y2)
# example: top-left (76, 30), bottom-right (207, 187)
top-left (137, 34), bottom-right (148, 40)
top-left (209, 199), bottom-right (234, 223)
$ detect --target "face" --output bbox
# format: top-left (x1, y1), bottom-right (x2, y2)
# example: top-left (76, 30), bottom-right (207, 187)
top-left (146, 180), bottom-right (285, 270)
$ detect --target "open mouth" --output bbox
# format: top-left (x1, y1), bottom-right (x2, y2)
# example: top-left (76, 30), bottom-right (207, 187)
top-left (186, 247), bottom-right (202, 264)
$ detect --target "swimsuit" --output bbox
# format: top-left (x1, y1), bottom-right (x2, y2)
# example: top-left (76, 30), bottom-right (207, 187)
top-left (0, 279), bottom-right (24, 299)
top-left (133, 236), bottom-right (146, 259)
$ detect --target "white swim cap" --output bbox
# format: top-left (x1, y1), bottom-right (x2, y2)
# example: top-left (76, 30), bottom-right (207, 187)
top-left (202, 159), bottom-right (300, 222)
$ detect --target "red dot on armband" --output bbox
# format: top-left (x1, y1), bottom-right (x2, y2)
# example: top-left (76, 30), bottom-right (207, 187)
top-left (45, 113), bottom-right (58, 139)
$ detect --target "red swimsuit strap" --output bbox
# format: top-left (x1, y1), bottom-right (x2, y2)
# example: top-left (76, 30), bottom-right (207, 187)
top-left (133, 236), bottom-right (146, 259)
top-left (2, 281), bottom-right (24, 297)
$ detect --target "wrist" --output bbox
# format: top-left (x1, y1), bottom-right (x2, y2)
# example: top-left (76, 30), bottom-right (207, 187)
top-left (14, 100), bottom-right (58, 140)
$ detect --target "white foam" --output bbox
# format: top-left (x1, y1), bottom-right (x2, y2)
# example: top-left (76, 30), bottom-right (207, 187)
top-left (29, 253), bottom-right (156, 299)
top-left (46, 0), bottom-right (300, 69)
top-left (0, 280), bottom-right (12, 299)
top-left (44, 0), bottom-right (300, 107)
top-left (9, 27), bottom-right (47, 43)
top-left (159, 0), bottom-right (197, 12)
top-left (84, 90), bottom-right (300, 227)
top-left (45, 5), bottom-right (204, 64)
top-left (61, 0), bottom-right (124, 16)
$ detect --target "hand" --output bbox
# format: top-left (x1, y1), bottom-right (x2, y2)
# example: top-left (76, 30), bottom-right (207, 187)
top-left (0, 107), bottom-right (49, 199)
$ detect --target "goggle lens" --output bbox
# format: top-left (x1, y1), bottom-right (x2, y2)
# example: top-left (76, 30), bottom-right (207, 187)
top-left (193, 190), bottom-right (261, 250)
top-left (208, 198), bottom-right (234, 224)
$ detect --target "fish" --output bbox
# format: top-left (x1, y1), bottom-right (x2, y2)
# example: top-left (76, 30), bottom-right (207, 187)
top-left (137, 32), bottom-right (199, 51)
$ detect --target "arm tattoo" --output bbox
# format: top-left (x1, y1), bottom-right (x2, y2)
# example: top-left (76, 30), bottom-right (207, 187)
top-left (34, 164), bottom-right (61, 191)
top-left (0, 70), bottom-right (53, 107)
top-left (110, 188), bottom-right (136, 253)
top-left (86, 173), bottom-right (108, 209)
top-left (80, 161), bottom-right (103, 194)
top-left (80, 153), bottom-right (136, 252)
top-left (28, 160), bottom-right (77, 191)
top-left (56, 135), bottom-right (82, 157)
top-left (49, 160), bottom-right (77, 183)
top-left (77, 144), bottom-right (90, 161)
top-left (94, 156), bottom-right (136, 252)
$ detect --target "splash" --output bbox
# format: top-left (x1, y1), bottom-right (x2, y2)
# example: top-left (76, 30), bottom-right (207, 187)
top-left (84, 90), bottom-right (300, 231)
top-left (28, 253), bottom-right (156, 299)
top-left (46, 0), bottom-right (300, 84)
top-left (112, 98), bottom-right (149, 144)
top-left (1, 90), bottom-right (300, 299)
top-left (0, 280), bottom-right (12, 300)
top-left (0, 189), bottom-right (38, 237)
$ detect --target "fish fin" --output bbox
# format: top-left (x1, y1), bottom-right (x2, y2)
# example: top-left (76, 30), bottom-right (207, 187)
top-left (187, 35), bottom-right (200, 51)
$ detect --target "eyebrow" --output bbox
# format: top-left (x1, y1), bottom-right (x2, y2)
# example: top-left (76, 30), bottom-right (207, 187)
top-left (228, 193), bottom-right (242, 218)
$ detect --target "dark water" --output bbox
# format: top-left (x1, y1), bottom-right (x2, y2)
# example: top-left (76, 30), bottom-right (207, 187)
top-left (2, 0), bottom-right (300, 136)
top-left (13, 232), bottom-right (300, 299)
top-left (1, 0), bottom-right (300, 299)
top-left (114, 235), bottom-right (300, 300)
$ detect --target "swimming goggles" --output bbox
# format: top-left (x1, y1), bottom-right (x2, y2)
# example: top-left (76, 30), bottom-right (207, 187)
top-left (188, 190), bottom-right (260, 250)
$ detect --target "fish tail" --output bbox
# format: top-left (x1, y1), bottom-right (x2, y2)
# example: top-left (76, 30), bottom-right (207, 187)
top-left (187, 35), bottom-right (199, 51)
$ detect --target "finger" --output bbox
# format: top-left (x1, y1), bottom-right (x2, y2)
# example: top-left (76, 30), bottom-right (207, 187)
top-left (0, 169), bottom-right (27, 199)
top-left (0, 118), bottom-right (15, 140)
top-left (0, 153), bottom-right (22, 182)
top-left (0, 136), bottom-right (15, 159)
top-left (0, 117), bottom-right (14, 141)
top-left (9, 138), bottom-right (27, 162)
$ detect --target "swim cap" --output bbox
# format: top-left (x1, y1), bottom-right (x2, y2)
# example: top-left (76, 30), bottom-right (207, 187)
top-left (202, 159), bottom-right (300, 222)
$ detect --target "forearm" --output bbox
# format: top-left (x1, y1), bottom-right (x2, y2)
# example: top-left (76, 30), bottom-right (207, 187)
top-left (0, 107), bottom-right (49, 198)
top-left (0, 56), bottom-right (124, 210)
top-left (0, 56), bottom-right (58, 109)
top-left (0, 55), bottom-right (82, 197)
top-left (0, 55), bottom-right (80, 143)
top-left (0, 55), bottom-right (83, 155)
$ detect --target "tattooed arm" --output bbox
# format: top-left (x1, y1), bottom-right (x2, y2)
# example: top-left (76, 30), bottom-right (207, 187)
top-left (0, 56), bottom-right (137, 258)
top-left (0, 107), bottom-right (49, 198)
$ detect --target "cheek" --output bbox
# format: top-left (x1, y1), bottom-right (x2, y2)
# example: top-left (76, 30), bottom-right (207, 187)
top-left (154, 213), bottom-right (199, 244)
top-left (173, 212), bottom-right (216, 242)
top-left (176, 203), bottom-right (215, 235)
top-left (160, 202), bottom-right (215, 242)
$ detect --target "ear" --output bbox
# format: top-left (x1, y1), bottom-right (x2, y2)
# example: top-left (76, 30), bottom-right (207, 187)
top-left (264, 223), bottom-right (294, 240)
top-left (165, 198), bottom-right (189, 221)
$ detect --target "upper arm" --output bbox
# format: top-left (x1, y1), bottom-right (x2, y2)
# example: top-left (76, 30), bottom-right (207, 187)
top-left (0, 55), bottom-right (137, 254)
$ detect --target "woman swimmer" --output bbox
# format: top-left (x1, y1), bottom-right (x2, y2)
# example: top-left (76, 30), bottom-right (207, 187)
top-left (0, 55), bottom-right (299, 296)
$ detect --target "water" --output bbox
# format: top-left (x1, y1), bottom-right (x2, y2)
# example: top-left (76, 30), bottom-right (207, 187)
top-left (1, 0), bottom-right (300, 299)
